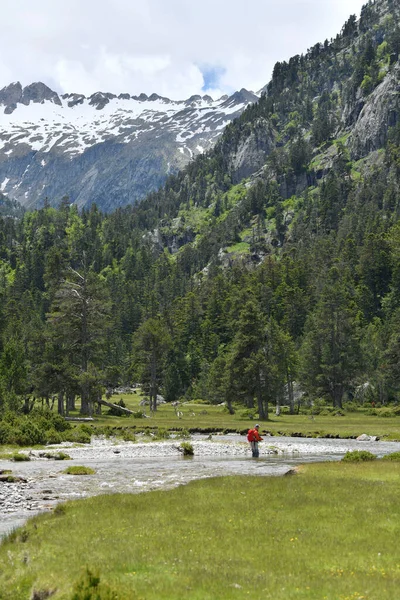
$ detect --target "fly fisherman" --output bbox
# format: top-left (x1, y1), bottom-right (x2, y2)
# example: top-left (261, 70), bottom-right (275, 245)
top-left (247, 424), bottom-right (263, 457)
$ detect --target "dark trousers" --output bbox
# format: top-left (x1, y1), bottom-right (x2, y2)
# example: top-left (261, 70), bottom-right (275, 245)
top-left (250, 441), bottom-right (259, 457)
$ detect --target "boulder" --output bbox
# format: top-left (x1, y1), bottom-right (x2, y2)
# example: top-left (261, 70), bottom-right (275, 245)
top-left (356, 434), bottom-right (379, 442)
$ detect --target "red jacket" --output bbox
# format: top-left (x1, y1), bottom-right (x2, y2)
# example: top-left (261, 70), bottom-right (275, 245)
top-left (247, 428), bottom-right (263, 442)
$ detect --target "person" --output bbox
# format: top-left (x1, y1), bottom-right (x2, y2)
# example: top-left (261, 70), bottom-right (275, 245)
top-left (247, 424), bottom-right (263, 457)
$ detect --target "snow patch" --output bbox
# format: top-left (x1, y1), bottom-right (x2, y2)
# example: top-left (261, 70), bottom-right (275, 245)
top-left (0, 177), bottom-right (9, 191)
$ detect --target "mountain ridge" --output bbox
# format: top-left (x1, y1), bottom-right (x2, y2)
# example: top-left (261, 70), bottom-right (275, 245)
top-left (0, 81), bottom-right (258, 211)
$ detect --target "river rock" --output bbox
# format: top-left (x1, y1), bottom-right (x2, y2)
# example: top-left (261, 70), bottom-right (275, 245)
top-left (356, 434), bottom-right (379, 442)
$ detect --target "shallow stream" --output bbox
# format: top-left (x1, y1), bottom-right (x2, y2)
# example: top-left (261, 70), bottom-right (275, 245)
top-left (1, 434), bottom-right (400, 540)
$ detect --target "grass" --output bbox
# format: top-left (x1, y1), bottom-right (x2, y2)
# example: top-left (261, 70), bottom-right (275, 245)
top-left (1, 462), bottom-right (399, 599)
top-left (12, 453), bottom-right (31, 462)
top-left (224, 241), bottom-right (250, 254)
top-left (62, 466), bottom-right (95, 475)
top-left (73, 395), bottom-right (400, 441)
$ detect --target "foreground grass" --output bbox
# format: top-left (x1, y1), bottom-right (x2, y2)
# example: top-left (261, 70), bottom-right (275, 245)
top-left (1, 463), bottom-right (399, 599)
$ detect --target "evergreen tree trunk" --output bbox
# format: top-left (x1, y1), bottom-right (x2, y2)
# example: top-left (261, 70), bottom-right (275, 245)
top-left (287, 371), bottom-right (295, 415)
top-left (150, 348), bottom-right (157, 412)
top-left (256, 375), bottom-right (266, 420)
top-left (226, 397), bottom-right (234, 415)
top-left (57, 391), bottom-right (65, 416)
top-left (246, 395), bottom-right (254, 409)
top-left (275, 396), bottom-right (281, 416)
top-left (66, 394), bottom-right (75, 415)
top-left (333, 385), bottom-right (343, 409)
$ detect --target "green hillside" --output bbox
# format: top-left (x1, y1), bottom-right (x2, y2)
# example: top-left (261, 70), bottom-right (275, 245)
top-left (1, 0), bottom-right (400, 426)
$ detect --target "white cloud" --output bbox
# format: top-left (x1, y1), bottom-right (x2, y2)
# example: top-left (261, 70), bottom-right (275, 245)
top-left (0, 0), bottom-right (366, 99)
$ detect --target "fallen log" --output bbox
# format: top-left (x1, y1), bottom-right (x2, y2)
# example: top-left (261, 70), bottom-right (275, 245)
top-left (97, 399), bottom-right (140, 416)
top-left (65, 417), bottom-right (94, 422)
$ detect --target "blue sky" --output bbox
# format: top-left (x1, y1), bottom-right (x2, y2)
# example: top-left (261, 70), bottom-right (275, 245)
top-left (0, 0), bottom-right (367, 99)
top-left (201, 66), bottom-right (228, 94)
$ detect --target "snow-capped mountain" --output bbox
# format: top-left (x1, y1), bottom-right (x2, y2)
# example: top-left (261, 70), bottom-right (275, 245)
top-left (0, 82), bottom-right (258, 211)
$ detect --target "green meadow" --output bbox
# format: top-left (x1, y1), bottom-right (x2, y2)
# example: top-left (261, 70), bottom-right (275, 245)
top-left (73, 393), bottom-right (400, 441)
top-left (1, 461), bottom-right (399, 600)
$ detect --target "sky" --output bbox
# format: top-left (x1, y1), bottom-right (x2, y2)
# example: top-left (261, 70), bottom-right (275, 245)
top-left (0, 0), bottom-right (366, 100)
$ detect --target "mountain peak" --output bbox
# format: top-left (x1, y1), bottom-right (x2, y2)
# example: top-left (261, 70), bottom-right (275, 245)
top-left (21, 82), bottom-right (62, 107)
top-left (220, 88), bottom-right (258, 108)
top-left (0, 81), bottom-right (62, 113)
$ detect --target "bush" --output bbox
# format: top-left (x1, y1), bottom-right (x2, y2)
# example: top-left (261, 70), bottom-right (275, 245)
top-left (12, 453), bottom-right (31, 462)
top-left (0, 422), bottom-right (15, 444)
top-left (121, 429), bottom-right (136, 442)
top-left (365, 408), bottom-right (378, 416)
top-left (44, 428), bottom-right (63, 445)
top-left (310, 399), bottom-right (329, 415)
top-left (65, 426), bottom-right (91, 444)
top-left (53, 504), bottom-right (67, 516)
top-left (0, 408), bottom-right (72, 447)
top-left (132, 411), bottom-right (145, 419)
top-left (177, 429), bottom-right (191, 440)
top-left (78, 423), bottom-right (94, 436)
top-left (239, 409), bottom-right (257, 420)
top-left (320, 408), bottom-right (335, 416)
top-left (107, 399), bottom-right (127, 417)
top-left (342, 450), bottom-right (377, 462)
top-left (377, 408), bottom-right (395, 418)
top-left (381, 452), bottom-right (400, 461)
top-left (71, 568), bottom-right (117, 600)
top-left (343, 402), bottom-right (362, 413)
top-left (180, 442), bottom-right (194, 456)
top-left (155, 428), bottom-right (170, 440)
top-left (14, 421), bottom-right (44, 446)
top-left (63, 466), bottom-right (95, 475)
top-left (43, 452), bottom-right (71, 461)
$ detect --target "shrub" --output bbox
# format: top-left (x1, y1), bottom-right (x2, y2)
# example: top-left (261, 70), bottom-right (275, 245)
top-left (53, 504), bottom-right (67, 516)
top-left (54, 452), bottom-right (71, 461)
top-left (78, 424), bottom-right (94, 436)
top-left (155, 428), bottom-right (170, 440)
top-left (63, 466), bottom-right (95, 475)
top-left (239, 409), bottom-right (256, 420)
top-left (65, 426), bottom-right (91, 444)
top-left (310, 399), bottom-right (329, 415)
top-left (0, 422), bottom-right (14, 444)
top-left (71, 567), bottom-right (117, 600)
top-left (14, 421), bottom-right (44, 446)
top-left (342, 450), bottom-right (377, 462)
top-left (121, 429), bottom-right (136, 442)
top-left (132, 411), bottom-right (145, 419)
top-left (43, 452), bottom-right (71, 461)
top-left (107, 399), bottom-right (127, 417)
top-left (44, 429), bottom-right (63, 445)
top-left (177, 429), bottom-right (191, 440)
top-left (320, 408), bottom-right (334, 416)
top-left (12, 453), bottom-right (31, 462)
top-left (180, 442), bottom-right (194, 456)
top-left (377, 408), bottom-right (395, 418)
top-left (381, 452), bottom-right (400, 461)
top-left (343, 402), bottom-right (362, 413)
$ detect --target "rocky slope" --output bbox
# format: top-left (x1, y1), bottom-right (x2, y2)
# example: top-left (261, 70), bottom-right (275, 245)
top-left (0, 82), bottom-right (257, 211)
